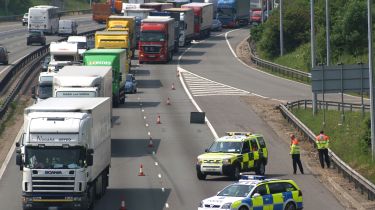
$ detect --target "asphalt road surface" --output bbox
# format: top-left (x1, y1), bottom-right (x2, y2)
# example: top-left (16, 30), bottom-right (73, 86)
top-left (0, 20), bottom-right (346, 210)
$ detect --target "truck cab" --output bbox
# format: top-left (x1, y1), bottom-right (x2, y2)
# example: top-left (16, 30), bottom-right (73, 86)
top-left (49, 42), bottom-right (80, 72)
top-left (32, 71), bottom-right (56, 103)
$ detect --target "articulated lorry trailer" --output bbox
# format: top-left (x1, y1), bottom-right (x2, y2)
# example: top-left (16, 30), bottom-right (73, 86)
top-left (139, 17), bottom-right (175, 63)
top-left (164, 7), bottom-right (194, 46)
top-left (16, 97), bottom-right (111, 210)
top-left (182, 3), bottom-right (213, 39)
top-left (53, 66), bottom-right (112, 100)
top-left (92, 0), bottom-right (122, 23)
top-left (83, 49), bottom-right (126, 107)
top-left (122, 8), bottom-right (155, 46)
top-left (217, 0), bottom-right (250, 27)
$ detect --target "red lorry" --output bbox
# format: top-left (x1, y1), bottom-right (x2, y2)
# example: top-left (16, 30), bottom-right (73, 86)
top-left (182, 3), bottom-right (213, 39)
top-left (139, 17), bottom-right (175, 63)
top-left (92, 0), bottom-right (123, 23)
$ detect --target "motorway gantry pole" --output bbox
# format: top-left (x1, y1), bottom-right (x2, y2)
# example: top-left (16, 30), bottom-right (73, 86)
top-left (280, 0), bottom-right (284, 56)
top-left (325, 0), bottom-right (330, 66)
top-left (367, 0), bottom-right (375, 160)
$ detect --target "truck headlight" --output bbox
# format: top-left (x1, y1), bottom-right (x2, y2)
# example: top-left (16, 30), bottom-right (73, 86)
top-left (222, 159), bottom-right (231, 165)
top-left (221, 202), bottom-right (232, 209)
top-left (196, 158), bottom-right (203, 165)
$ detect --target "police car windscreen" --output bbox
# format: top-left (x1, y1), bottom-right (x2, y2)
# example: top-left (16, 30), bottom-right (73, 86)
top-left (208, 141), bottom-right (242, 153)
top-left (218, 184), bottom-right (255, 197)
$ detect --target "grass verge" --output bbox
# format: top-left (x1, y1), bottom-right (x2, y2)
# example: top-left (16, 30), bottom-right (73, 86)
top-left (290, 107), bottom-right (375, 183)
top-left (0, 99), bottom-right (28, 137)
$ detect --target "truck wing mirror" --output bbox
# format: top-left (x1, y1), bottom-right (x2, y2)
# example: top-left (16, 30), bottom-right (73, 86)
top-left (87, 148), bottom-right (94, 154)
top-left (31, 86), bottom-right (36, 99)
top-left (16, 142), bottom-right (20, 147)
top-left (119, 73), bottom-right (123, 81)
top-left (204, 148), bottom-right (209, 152)
top-left (86, 154), bottom-right (93, 166)
top-left (16, 154), bottom-right (22, 166)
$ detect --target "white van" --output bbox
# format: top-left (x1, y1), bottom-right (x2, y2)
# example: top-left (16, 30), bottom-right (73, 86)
top-left (58, 19), bottom-right (78, 36)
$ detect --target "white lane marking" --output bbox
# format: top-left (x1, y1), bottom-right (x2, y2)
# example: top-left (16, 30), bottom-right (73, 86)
top-left (225, 30), bottom-right (239, 58)
top-left (181, 70), bottom-right (250, 97)
top-left (0, 128), bottom-right (22, 180)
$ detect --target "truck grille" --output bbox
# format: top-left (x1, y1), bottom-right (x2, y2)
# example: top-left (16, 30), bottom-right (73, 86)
top-left (32, 176), bottom-right (75, 192)
top-left (142, 46), bottom-right (161, 54)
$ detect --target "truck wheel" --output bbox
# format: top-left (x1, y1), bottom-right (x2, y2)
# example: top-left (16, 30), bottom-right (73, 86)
top-left (197, 170), bottom-right (206, 180)
top-left (255, 162), bottom-right (265, 175)
top-left (284, 202), bottom-right (296, 210)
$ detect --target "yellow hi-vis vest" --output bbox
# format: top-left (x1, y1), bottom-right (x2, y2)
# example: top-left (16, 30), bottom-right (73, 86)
top-left (316, 134), bottom-right (329, 149)
top-left (290, 144), bottom-right (300, 155)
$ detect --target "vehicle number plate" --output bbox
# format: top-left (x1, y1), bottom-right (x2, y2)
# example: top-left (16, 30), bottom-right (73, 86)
top-left (148, 55), bottom-right (156, 58)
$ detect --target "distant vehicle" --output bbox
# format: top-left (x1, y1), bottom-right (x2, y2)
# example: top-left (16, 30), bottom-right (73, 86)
top-left (250, 9), bottom-right (262, 25)
top-left (67, 36), bottom-right (88, 57)
top-left (32, 71), bottom-right (55, 103)
top-left (26, 30), bottom-right (46, 45)
top-left (58, 19), bottom-right (78, 36)
top-left (22, 13), bottom-right (28, 26)
top-left (125, 74), bottom-right (137, 93)
top-left (40, 56), bottom-right (50, 71)
top-left (0, 46), bottom-right (9, 65)
top-left (211, 18), bottom-right (222, 31)
top-left (217, 0), bottom-right (250, 27)
top-left (28, 5), bottom-right (60, 34)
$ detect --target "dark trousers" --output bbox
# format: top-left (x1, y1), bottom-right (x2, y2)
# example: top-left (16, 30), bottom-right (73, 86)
top-left (318, 148), bottom-right (330, 168)
top-left (292, 154), bottom-right (304, 174)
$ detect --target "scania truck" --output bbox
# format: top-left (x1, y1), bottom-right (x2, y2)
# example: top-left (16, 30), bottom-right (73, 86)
top-left (182, 3), bottom-right (213, 39)
top-left (83, 49), bottom-right (126, 107)
top-left (139, 17), bottom-right (175, 63)
top-left (217, 0), bottom-right (250, 27)
top-left (16, 97), bottom-right (111, 210)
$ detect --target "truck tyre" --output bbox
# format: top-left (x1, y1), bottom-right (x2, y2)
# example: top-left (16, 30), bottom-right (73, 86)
top-left (197, 169), bottom-right (206, 180)
top-left (255, 161), bottom-right (265, 175)
top-left (95, 175), bottom-right (103, 199)
top-left (231, 164), bottom-right (241, 180)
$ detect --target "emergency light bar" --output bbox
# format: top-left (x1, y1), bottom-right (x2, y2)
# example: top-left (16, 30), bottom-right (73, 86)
top-left (226, 132), bottom-right (252, 136)
top-left (240, 174), bottom-right (266, 181)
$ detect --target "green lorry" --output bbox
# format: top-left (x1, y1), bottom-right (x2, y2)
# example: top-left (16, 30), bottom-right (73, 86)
top-left (83, 49), bottom-right (126, 107)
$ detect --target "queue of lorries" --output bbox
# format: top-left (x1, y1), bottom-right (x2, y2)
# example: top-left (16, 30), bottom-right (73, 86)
top-left (12, 1), bottom-right (303, 210)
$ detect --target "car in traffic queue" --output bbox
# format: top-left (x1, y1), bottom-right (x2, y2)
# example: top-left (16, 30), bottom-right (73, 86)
top-left (27, 30), bottom-right (46, 46)
top-left (250, 9), bottom-right (262, 25)
top-left (0, 46), bottom-right (10, 65)
top-left (22, 13), bottom-right (28, 26)
top-left (125, 73), bottom-right (137, 93)
top-left (198, 175), bottom-right (303, 210)
top-left (196, 132), bottom-right (268, 180)
top-left (40, 56), bottom-right (51, 72)
top-left (211, 19), bottom-right (223, 31)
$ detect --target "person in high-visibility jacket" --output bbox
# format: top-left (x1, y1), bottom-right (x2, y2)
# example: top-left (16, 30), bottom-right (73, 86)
top-left (316, 130), bottom-right (330, 169)
top-left (290, 134), bottom-right (304, 174)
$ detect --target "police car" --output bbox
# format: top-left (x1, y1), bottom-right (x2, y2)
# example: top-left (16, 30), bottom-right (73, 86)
top-left (196, 132), bottom-right (268, 180)
top-left (198, 175), bottom-right (303, 210)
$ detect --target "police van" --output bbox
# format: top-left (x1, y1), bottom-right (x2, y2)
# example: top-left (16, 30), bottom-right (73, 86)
top-left (196, 132), bottom-right (268, 180)
top-left (198, 175), bottom-right (303, 210)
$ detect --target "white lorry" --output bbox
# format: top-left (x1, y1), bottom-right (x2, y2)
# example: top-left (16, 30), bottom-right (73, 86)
top-left (164, 8), bottom-right (194, 46)
top-left (49, 42), bottom-right (80, 72)
top-left (16, 97), bottom-right (111, 210)
top-left (67, 36), bottom-right (88, 57)
top-left (53, 66), bottom-right (112, 100)
top-left (58, 19), bottom-right (78, 36)
top-left (32, 71), bottom-right (56, 103)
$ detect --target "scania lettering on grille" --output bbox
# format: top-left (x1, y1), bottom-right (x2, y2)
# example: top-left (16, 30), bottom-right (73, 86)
top-left (45, 171), bottom-right (63, 175)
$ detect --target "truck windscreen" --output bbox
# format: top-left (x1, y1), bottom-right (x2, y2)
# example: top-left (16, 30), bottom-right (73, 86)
top-left (25, 147), bottom-right (85, 169)
top-left (38, 84), bottom-right (53, 99)
top-left (218, 8), bottom-right (234, 18)
top-left (140, 31), bottom-right (166, 42)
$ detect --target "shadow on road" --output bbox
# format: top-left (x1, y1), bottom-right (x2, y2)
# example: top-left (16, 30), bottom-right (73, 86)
top-left (137, 79), bottom-right (163, 88)
top-left (133, 69), bottom-right (150, 76)
top-left (178, 59), bottom-right (201, 65)
top-left (191, 42), bottom-right (216, 48)
top-left (182, 51), bottom-right (206, 56)
top-left (121, 101), bottom-right (160, 108)
top-left (94, 188), bottom-right (171, 210)
top-left (111, 138), bottom-right (161, 157)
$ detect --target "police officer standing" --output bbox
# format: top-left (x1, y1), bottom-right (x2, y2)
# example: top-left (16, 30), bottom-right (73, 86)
top-left (316, 130), bottom-right (330, 168)
top-left (290, 134), bottom-right (304, 174)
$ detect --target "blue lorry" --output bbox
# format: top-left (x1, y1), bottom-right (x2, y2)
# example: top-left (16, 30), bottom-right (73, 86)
top-left (217, 0), bottom-right (250, 27)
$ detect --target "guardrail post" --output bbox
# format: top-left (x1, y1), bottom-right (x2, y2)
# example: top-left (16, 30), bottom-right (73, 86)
top-left (304, 100), bottom-right (307, 109)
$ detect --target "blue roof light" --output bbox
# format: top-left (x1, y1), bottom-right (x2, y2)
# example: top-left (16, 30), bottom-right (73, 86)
top-left (240, 175), bottom-right (266, 181)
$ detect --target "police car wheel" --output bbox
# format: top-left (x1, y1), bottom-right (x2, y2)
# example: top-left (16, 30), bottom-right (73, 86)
top-left (284, 202), bottom-right (296, 210)
top-left (255, 162), bottom-right (265, 175)
top-left (197, 170), bottom-right (206, 180)
top-left (232, 165), bottom-right (241, 180)
top-left (239, 206), bottom-right (249, 210)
